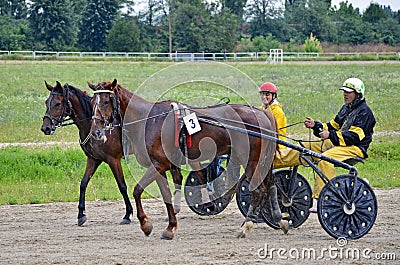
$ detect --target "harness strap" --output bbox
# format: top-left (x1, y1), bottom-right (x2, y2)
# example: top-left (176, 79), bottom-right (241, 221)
top-left (93, 90), bottom-right (115, 95)
top-left (183, 107), bottom-right (192, 148)
top-left (170, 102), bottom-right (193, 169)
top-left (171, 102), bottom-right (181, 148)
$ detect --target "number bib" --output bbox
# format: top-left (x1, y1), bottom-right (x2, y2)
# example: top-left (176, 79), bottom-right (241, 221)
top-left (183, 112), bottom-right (202, 135)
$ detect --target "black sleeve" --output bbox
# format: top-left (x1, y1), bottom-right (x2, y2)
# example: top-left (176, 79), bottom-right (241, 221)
top-left (312, 121), bottom-right (323, 138)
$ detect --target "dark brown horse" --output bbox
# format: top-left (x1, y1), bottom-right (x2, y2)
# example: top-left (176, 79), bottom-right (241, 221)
top-left (40, 81), bottom-right (133, 226)
top-left (89, 79), bottom-right (289, 239)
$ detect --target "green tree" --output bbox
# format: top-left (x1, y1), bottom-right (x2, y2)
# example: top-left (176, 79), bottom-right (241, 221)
top-left (0, 15), bottom-right (29, 50)
top-left (362, 3), bottom-right (400, 45)
top-left (363, 3), bottom-right (388, 23)
top-left (171, 0), bottom-right (209, 51)
top-left (330, 1), bottom-right (372, 45)
top-left (247, 0), bottom-right (286, 40)
top-left (78, 0), bottom-right (119, 51)
top-left (205, 5), bottom-right (238, 52)
top-left (285, 0), bottom-right (332, 43)
top-left (28, 0), bottom-right (76, 50)
top-left (369, 17), bottom-right (400, 45)
top-left (106, 18), bottom-right (141, 51)
top-left (0, 0), bottom-right (28, 18)
top-left (136, 0), bottom-right (171, 52)
top-left (252, 34), bottom-right (280, 51)
top-left (221, 0), bottom-right (246, 22)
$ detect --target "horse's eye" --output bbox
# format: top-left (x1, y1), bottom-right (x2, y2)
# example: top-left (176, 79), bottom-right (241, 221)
top-left (55, 102), bottom-right (61, 108)
top-left (103, 100), bottom-right (110, 106)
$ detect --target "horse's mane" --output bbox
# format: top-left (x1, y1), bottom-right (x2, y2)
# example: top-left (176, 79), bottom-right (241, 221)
top-left (66, 84), bottom-right (93, 119)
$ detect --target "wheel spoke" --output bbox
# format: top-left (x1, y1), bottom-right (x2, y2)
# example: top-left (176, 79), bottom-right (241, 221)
top-left (318, 174), bottom-right (377, 239)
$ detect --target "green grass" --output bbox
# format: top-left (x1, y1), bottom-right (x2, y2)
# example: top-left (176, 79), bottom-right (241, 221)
top-left (0, 60), bottom-right (399, 205)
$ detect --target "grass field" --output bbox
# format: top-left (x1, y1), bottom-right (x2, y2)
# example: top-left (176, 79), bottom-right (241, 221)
top-left (0, 60), bottom-right (399, 205)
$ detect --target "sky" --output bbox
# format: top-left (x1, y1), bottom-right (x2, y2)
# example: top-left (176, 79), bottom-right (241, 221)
top-left (330, 0), bottom-right (400, 12)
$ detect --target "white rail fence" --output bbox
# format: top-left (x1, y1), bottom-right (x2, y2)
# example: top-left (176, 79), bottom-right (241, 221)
top-left (0, 50), bottom-right (399, 61)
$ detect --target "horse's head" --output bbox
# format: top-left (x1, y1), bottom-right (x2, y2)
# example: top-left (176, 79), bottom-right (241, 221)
top-left (88, 79), bottom-right (120, 141)
top-left (41, 81), bottom-right (72, 135)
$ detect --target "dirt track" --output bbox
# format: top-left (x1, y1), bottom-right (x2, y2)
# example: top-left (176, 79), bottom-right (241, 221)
top-left (0, 189), bottom-right (399, 264)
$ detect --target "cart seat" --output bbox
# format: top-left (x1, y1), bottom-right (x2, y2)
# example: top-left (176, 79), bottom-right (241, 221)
top-left (341, 157), bottom-right (364, 166)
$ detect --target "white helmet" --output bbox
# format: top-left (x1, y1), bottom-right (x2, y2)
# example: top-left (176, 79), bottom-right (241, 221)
top-left (340, 78), bottom-right (365, 96)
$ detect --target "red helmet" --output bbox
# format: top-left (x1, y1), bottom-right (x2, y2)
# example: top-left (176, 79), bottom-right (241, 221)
top-left (259, 82), bottom-right (278, 93)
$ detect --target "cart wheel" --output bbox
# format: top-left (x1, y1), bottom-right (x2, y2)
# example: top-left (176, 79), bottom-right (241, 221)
top-left (184, 164), bottom-right (233, 216)
top-left (318, 174), bottom-right (378, 239)
top-left (236, 170), bottom-right (312, 229)
top-left (259, 170), bottom-right (312, 228)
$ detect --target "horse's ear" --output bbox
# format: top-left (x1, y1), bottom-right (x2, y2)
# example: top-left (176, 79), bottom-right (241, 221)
top-left (55, 81), bottom-right (63, 93)
top-left (111, 79), bottom-right (118, 89)
top-left (87, 81), bottom-right (96, 91)
top-left (45, 81), bottom-right (53, 91)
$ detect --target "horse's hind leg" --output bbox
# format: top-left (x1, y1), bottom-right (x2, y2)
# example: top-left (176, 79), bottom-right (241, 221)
top-left (269, 185), bottom-right (289, 234)
top-left (108, 159), bottom-right (133, 224)
top-left (78, 157), bottom-right (101, 226)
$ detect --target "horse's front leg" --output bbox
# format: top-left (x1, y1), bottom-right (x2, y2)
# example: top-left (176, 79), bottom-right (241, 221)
top-left (237, 183), bottom-right (264, 238)
top-left (108, 158), bottom-right (133, 224)
top-left (78, 157), bottom-right (101, 226)
top-left (133, 166), bottom-right (160, 236)
top-left (156, 175), bottom-right (177, 240)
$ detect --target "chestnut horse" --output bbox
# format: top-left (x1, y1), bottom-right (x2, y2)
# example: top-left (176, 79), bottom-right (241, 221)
top-left (89, 79), bottom-right (289, 239)
top-left (40, 81), bottom-right (134, 225)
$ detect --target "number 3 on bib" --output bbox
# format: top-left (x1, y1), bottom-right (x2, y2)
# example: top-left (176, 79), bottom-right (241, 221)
top-left (183, 112), bottom-right (202, 135)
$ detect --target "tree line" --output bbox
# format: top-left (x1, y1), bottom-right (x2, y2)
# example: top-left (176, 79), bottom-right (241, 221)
top-left (1, 0), bottom-right (399, 53)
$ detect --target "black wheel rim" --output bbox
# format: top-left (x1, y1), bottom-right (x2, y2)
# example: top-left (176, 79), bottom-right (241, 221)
top-left (184, 164), bottom-right (233, 216)
top-left (274, 170), bottom-right (312, 228)
top-left (318, 174), bottom-right (378, 239)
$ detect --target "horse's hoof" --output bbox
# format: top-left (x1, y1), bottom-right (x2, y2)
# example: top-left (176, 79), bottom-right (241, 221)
top-left (78, 216), bottom-right (87, 226)
top-left (236, 221), bottom-right (253, 238)
top-left (161, 230), bottom-right (174, 240)
top-left (141, 220), bottom-right (153, 236)
top-left (236, 231), bottom-right (246, 238)
top-left (119, 218), bottom-right (131, 225)
top-left (279, 220), bottom-right (289, 234)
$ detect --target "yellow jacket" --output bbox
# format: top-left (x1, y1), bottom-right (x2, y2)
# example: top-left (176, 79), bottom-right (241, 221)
top-left (262, 100), bottom-right (287, 145)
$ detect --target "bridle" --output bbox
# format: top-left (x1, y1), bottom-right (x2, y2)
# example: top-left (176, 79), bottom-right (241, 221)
top-left (43, 84), bottom-right (73, 129)
top-left (92, 88), bottom-right (122, 131)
